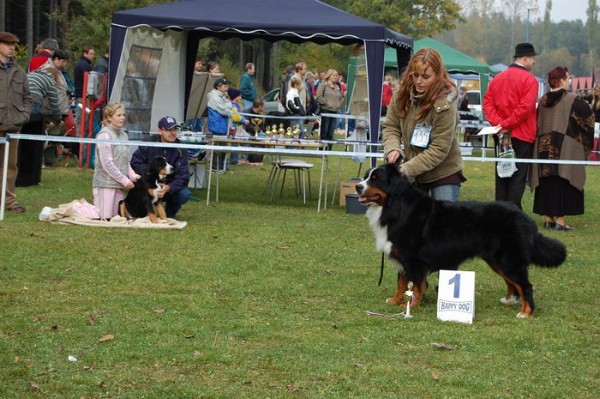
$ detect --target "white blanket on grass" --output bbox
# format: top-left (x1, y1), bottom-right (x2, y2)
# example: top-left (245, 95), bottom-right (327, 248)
top-left (39, 199), bottom-right (187, 229)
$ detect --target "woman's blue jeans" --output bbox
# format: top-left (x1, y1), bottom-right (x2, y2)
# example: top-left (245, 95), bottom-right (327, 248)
top-left (430, 184), bottom-right (460, 202)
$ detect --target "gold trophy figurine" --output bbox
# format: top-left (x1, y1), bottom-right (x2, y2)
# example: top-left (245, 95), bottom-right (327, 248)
top-left (404, 281), bottom-right (414, 318)
top-left (278, 123), bottom-right (285, 136)
top-left (271, 124), bottom-right (278, 135)
top-left (292, 125), bottom-right (301, 137)
top-left (286, 126), bottom-right (292, 136)
top-left (265, 125), bottom-right (271, 136)
top-left (251, 118), bottom-right (262, 135)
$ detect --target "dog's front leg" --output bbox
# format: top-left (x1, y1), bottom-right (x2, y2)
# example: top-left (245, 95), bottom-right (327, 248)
top-left (386, 274), bottom-right (409, 306)
top-left (118, 201), bottom-right (130, 219)
top-left (155, 203), bottom-right (167, 220)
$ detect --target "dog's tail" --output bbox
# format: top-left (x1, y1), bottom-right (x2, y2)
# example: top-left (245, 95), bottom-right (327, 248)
top-left (531, 234), bottom-right (567, 267)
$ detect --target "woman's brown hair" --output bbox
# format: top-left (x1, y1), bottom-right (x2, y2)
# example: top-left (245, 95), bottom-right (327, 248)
top-left (396, 48), bottom-right (456, 120)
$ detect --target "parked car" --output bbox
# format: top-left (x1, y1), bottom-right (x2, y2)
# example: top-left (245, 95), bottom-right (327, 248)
top-left (464, 90), bottom-right (482, 118)
top-left (263, 88), bottom-right (285, 114)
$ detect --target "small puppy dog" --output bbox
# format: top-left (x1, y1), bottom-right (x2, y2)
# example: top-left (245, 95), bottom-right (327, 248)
top-left (119, 156), bottom-right (173, 223)
top-left (356, 164), bottom-right (566, 318)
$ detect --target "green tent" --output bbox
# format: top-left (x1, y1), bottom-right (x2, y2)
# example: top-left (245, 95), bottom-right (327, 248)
top-left (347, 37), bottom-right (492, 116)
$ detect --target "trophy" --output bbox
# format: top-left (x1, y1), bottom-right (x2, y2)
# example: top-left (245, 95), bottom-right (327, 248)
top-left (286, 126), bottom-right (292, 136)
top-left (292, 125), bottom-right (301, 137)
top-left (404, 281), bottom-right (414, 318)
top-left (251, 118), bottom-right (262, 135)
top-left (265, 125), bottom-right (271, 136)
top-left (278, 123), bottom-right (285, 136)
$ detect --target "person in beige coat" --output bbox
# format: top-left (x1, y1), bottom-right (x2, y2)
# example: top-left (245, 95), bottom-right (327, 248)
top-left (382, 48), bottom-right (464, 201)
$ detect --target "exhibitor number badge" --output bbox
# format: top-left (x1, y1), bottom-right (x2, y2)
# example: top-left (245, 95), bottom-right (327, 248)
top-left (410, 123), bottom-right (431, 148)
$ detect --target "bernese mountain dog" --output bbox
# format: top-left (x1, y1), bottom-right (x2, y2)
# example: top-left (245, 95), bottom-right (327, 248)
top-left (119, 156), bottom-right (173, 223)
top-left (356, 163), bottom-right (567, 318)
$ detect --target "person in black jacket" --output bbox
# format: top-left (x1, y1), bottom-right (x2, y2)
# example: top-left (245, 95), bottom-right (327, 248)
top-left (130, 116), bottom-right (191, 219)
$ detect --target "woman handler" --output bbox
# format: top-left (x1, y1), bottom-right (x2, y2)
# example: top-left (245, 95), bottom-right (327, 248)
top-left (382, 48), bottom-right (465, 201)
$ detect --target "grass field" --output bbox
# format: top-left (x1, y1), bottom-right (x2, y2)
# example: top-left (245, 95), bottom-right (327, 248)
top-left (1, 153), bottom-right (598, 398)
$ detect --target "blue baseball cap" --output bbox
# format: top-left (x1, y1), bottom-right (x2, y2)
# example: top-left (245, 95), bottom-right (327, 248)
top-left (158, 116), bottom-right (180, 130)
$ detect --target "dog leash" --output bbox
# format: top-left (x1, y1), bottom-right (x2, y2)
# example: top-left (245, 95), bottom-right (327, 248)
top-left (378, 252), bottom-right (384, 286)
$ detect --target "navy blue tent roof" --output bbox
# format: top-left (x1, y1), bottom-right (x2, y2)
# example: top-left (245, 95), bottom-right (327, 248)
top-left (112, 0), bottom-right (411, 46)
top-left (110, 0), bottom-right (413, 147)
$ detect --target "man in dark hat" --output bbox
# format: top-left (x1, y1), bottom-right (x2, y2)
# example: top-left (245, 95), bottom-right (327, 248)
top-left (0, 32), bottom-right (32, 213)
top-left (483, 42), bottom-right (539, 210)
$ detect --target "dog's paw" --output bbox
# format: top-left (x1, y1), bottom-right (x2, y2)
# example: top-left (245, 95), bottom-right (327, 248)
top-left (516, 311), bottom-right (531, 319)
top-left (385, 296), bottom-right (402, 306)
top-left (500, 295), bottom-right (520, 306)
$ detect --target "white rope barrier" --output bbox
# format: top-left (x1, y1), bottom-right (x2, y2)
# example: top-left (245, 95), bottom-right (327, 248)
top-left (2, 133), bottom-right (600, 221)
top-left (4, 132), bottom-right (600, 166)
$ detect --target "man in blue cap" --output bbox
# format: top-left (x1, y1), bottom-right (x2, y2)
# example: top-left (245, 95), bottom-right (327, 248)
top-left (130, 116), bottom-right (191, 219)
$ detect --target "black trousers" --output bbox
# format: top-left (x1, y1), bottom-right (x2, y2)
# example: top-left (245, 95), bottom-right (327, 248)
top-left (16, 116), bottom-right (45, 187)
top-left (494, 136), bottom-right (533, 210)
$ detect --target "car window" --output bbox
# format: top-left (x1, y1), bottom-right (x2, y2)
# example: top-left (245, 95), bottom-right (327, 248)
top-left (465, 91), bottom-right (481, 105)
top-left (263, 88), bottom-right (279, 102)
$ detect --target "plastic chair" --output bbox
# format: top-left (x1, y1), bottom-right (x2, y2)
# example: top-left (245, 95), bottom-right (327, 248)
top-left (269, 160), bottom-right (313, 204)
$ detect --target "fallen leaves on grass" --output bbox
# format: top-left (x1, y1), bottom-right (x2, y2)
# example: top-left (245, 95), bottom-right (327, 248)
top-left (98, 334), bottom-right (114, 343)
top-left (87, 315), bottom-right (97, 325)
top-left (431, 342), bottom-right (455, 350)
top-left (286, 384), bottom-right (301, 392)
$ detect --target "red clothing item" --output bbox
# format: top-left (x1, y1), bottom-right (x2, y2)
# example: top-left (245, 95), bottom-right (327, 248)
top-left (382, 83), bottom-right (393, 107)
top-left (28, 50), bottom-right (53, 72)
top-left (483, 64), bottom-right (539, 143)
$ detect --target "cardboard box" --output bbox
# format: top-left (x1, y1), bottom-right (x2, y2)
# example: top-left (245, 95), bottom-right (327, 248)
top-left (188, 162), bottom-right (207, 189)
top-left (339, 178), bottom-right (360, 206)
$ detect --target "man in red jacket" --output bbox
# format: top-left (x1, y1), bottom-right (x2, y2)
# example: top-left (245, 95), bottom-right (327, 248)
top-left (483, 42), bottom-right (539, 210)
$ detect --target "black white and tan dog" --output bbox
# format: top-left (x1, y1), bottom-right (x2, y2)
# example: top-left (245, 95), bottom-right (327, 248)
top-left (119, 156), bottom-right (173, 223)
top-left (356, 164), bottom-right (567, 318)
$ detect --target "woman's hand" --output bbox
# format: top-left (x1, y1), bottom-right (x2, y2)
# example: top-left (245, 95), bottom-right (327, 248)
top-left (124, 180), bottom-right (135, 189)
top-left (386, 150), bottom-right (401, 164)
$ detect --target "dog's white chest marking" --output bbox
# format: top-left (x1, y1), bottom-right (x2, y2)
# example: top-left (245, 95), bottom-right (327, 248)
top-left (151, 180), bottom-right (162, 204)
top-left (366, 206), bottom-right (405, 274)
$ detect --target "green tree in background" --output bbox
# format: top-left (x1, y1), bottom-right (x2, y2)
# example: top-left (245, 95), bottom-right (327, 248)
top-left (325, 0), bottom-right (463, 38)
top-left (67, 0), bottom-right (170, 58)
top-left (13, 0), bottom-right (600, 89)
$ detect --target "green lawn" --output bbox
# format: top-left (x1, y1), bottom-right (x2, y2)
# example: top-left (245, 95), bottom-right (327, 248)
top-left (1, 153), bottom-right (598, 398)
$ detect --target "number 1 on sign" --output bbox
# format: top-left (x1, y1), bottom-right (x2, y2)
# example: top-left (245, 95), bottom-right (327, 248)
top-left (448, 273), bottom-right (461, 298)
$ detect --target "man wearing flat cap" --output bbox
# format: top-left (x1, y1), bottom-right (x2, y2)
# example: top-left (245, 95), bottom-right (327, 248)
top-left (0, 32), bottom-right (32, 213)
top-left (483, 42), bottom-right (539, 210)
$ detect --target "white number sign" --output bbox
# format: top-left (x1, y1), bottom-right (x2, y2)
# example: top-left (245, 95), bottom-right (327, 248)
top-left (437, 270), bottom-right (475, 324)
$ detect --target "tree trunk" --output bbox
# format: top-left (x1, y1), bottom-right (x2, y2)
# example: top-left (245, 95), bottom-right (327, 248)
top-left (61, 0), bottom-right (69, 46)
top-left (27, 0), bottom-right (33, 56)
top-left (0, 0), bottom-right (5, 32)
